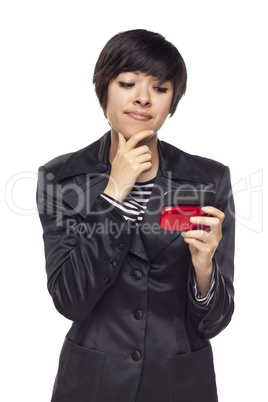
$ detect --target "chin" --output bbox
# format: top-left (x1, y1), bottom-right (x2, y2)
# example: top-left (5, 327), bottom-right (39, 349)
top-left (121, 131), bottom-right (135, 140)
top-left (117, 125), bottom-right (155, 140)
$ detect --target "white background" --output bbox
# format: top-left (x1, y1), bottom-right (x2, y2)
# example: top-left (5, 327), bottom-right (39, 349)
top-left (1, 1), bottom-right (267, 401)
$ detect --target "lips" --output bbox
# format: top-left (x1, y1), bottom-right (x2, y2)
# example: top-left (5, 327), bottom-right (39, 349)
top-left (125, 110), bottom-right (152, 121)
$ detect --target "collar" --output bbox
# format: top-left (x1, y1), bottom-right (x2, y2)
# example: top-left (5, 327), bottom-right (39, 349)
top-left (57, 130), bottom-right (214, 186)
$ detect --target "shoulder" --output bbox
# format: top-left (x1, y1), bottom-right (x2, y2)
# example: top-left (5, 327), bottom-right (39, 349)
top-left (159, 139), bottom-right (228, 185)
top-left (40, 151), bottom-right (75, 178)
top-left (163, 140), bottom-right (225, 169)
top-left (190, 153), bottom-right (231, 190)
top-left (191, 153), bottom-right (228, 181)
top-left (38, 132), bottom-right (110, 180)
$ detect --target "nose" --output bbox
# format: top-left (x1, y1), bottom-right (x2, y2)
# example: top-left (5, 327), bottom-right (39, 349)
top-left (133, 87), bottom-right (151, 107)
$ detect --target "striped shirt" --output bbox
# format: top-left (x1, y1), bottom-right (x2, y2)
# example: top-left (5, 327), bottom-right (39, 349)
top-left (101, 178), bottom-right (215, 307)
top-left (101, 178), bottom-right (155, 225)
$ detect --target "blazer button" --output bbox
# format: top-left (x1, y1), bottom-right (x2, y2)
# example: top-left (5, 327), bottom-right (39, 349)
top-left (133, 270), bottom-right (143, 280)
top-left (134, 309), bottom-right (143, 320)
top-left (111, 260), bottom-right (118, 267)
top-left (117, 243), bottom-right (125, 250)
top-left (131, 350), bottom-right (142, 361)
top-left (103, 276), bottom-right (111, 284)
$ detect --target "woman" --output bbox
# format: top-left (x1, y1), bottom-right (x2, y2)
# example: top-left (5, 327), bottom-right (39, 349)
top-left (37, 29), bottom-right (235, 402)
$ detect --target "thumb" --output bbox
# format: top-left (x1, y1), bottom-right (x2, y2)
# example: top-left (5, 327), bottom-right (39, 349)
top-left (117, 132), bottom-right (126, 150)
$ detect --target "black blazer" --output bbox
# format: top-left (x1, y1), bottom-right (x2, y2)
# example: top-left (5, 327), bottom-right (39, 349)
top-left (37, 131), bottom-right (235, 402)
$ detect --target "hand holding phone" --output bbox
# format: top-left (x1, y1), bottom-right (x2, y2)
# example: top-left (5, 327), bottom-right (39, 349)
top-left (159, 190), bottom-right (216, 232)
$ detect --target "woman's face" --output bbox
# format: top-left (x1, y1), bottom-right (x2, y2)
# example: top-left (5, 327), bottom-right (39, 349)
top-left (106, 71), bottom-right (173, 140)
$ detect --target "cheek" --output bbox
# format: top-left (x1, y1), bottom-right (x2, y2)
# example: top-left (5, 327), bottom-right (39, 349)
top-left (106, 89), bottom-right (126, 121)
top-left (106, 99), bottom-right (125, 132)
top-left (106, 98), bottom-right (119, 122)
top-left (157, 99), bottom-right (172, 121)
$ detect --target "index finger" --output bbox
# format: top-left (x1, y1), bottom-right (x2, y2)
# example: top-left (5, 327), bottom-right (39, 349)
top-left (123, 130), bottom-right (155, 150)
top-left (202, 206), bottom-right (225, 223)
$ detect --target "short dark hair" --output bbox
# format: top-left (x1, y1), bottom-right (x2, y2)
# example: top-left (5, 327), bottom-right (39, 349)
top-left (93, 29), bottom-right (187, 116)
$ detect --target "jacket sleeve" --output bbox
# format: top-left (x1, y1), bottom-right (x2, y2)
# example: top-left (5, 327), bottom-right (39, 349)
top-left (37, 166), bottom-right (131, 322)
top-left (187, 165), bottom-right (235, 339)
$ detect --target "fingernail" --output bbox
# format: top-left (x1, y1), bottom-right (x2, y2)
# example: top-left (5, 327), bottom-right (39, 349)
top-left (202, 207), bottom-right (209, 212)
top-left (190, 217), bottom-right (198, 223)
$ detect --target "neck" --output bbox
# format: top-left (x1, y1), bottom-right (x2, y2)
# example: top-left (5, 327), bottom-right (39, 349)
top-left (109, 129), bottom-right (159, 182)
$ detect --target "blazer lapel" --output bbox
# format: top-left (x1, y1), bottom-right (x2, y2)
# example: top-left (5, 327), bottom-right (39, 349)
top-left (60, 173), bottom-right (110, 219)
top-left (57, 132), bottom-right (111, 219)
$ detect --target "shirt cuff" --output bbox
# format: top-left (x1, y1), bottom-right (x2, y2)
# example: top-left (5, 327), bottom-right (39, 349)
top-left (100, 193), bottom-right (140, 223)
top-left (192, 265), bottom-right (215, 307)
top-left (100, 193), bottom-right (126, 213)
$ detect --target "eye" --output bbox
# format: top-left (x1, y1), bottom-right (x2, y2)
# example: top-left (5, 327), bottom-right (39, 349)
top-left (119, 82), bottom-right (134, 89)
top-left (154, 87), bottom-right (168, 93)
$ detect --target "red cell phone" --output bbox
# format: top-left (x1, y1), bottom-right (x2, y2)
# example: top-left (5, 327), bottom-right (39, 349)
top-left (159, 190), bottom-right (216, 232)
